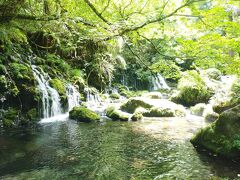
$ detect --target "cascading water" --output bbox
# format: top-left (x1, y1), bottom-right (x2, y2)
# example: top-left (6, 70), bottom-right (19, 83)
top-left (66, 84), bottom-right (81, 111)
top-left (32, 65), bottom-right (62, 119)
top-left (32, 65), bottom-right (81, 123)
top-left (151, 73), bottom-right (171, 91)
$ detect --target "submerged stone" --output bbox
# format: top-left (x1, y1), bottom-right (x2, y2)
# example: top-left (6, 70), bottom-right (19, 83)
top-left (69, 107), bottom-right (100, 123)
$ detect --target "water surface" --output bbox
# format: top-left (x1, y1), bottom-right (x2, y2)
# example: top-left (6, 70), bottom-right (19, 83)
top-left (0, 118), bottom-right (240, 179)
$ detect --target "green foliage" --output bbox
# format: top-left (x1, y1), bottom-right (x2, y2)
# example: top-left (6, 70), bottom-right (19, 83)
top-left (232, 80), bottom-right (240, 104)
top-left (2, 108), bottom-right (19, 128)
top-left (151, 59), bottom-right (181, 81)
top-left (10, 63), bottom-right (32, 81)
top-left (45, 54), bottom-right (70, 76)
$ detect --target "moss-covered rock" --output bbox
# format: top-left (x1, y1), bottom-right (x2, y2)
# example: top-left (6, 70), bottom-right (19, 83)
top-left (121, 97), bottom-right (186, 117)
top-left (131, 112), bottom-right (143, 121)
top-left (203, 68), bottom-right (222, 80)
top-left (69, 107), bottom-right (100, 123)
top-left (143, 92), bottom-right (162, 99)
top-left (106, 106), bottom-right (131, 121)
top-left (143, 107), bottom-right (174, 117)
top-left (191, 105), bottom-right (240, 158)
top-left (120, 97), bottom-right (153, 113)
top-left (190, 103), bottom-right (207, 116)
top-left (110, 93), bottom-right (120, 99)
top-left (49, 78), bottom-right (66, 95)
top-left (204, 111), bottom-right (219, 122)
top-left (170, 71), bottom-right (213, 106)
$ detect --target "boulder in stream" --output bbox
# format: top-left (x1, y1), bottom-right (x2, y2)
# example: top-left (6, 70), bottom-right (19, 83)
top-left (106, 106), bottom-right (131, 121)
top-left (120, 97), bottom-right (186, 117)
top-left (69, 107), bottom-right (100, 122)
top-left (170, 70), bottom-right (213, 106)
top-left (191, 105), bottom-right (240, 158)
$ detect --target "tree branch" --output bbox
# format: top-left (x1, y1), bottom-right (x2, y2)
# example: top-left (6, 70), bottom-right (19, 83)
top-left (84, 0), bottom-right (112, 25)
top-left (99, 0), bottom-right (206, 42)
top-left (100, 0), bottom-right (111, 15)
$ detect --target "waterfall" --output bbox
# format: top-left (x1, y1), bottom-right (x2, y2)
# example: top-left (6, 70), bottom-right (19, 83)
top-left (32, 66), bottom-right (82, 123)
top-left (66, 84), bottom-right (81, 111)
top-left (32, 65), bottom-right (62, 119)
top-left (84, 87), bottom-right (106, 115)
top-left (151, 73), bottom-right (171, 91)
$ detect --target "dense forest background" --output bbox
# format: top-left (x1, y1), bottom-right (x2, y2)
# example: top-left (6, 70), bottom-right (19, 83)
top-left (0, 0), bottom-right (240, 127)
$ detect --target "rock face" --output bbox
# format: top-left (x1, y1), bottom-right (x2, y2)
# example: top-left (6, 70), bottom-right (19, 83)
top-left (120, 97), bottom-right (185, 117)
top-left (105, 106), bottom-right (131, 121)
top-left (69, 107), bottom-right (100, 122)
top-left (191, 105), bottom-right (240, 158)
top-left (170, 71), bottom-right (213, 106)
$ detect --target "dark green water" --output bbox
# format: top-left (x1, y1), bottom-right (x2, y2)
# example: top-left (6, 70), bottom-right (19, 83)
top-left (0, 118), bottom-right (240, 180)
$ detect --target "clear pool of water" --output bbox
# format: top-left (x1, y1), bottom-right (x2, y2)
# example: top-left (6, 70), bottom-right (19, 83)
top-left (0, 117), bottom-right (239, 179)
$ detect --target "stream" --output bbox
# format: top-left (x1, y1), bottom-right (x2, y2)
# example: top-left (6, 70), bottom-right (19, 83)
top-left (1, 117), bottom-right (240, 179)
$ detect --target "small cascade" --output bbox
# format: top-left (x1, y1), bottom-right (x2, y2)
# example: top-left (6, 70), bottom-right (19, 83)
top-left (151, 73), bottom-right (171, 91)
top-left (84, 87), bottom-right (107, 115)
top-left (66, 84), bottom-right (81, 111)
top-left (32, 65), bottom-right (62, 119)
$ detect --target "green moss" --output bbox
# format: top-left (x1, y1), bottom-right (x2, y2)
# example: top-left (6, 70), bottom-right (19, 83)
top-left (46, 54), bottom-right (70, 74)
top-left (49, 78), bottom-right (66, 96)
top-left (0, 64), bottom-right (6, 74)
top-left (10, 63), bottom-right (32, 81)
top-left (110, 93), bottom-right (120, 99)
top-left (131, 112), bottom-right (143, 121)
top-left (205, 68), bottom-right (222, 80)
top-left (26, 108), bottom-right (38, 122)
top-left (69, 107), bottom-right (100, 123)
top-left (0, 75), bottom-right (8, 92)
top-left (106, 106), bottom-right (130, 121)
top-left (191, 105), bottom-right (240, 158)
top-left (2, 108), bottom-right (19, 128)
top-left (171, 71), bottom-right (213, 106)
top-left (190, 103), bottom-right (207, 116)
top-left (143, 107), bottom-right (174, 117)
top-left (120, 98), bottom-right (153, 113)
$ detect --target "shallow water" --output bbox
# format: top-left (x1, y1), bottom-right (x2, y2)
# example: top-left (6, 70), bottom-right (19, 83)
top-left (0, 117), bottom-right (240, 180)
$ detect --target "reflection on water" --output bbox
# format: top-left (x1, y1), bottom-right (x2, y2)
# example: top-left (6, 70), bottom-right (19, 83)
top-left (0, 118), bottom-right (240, 179)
